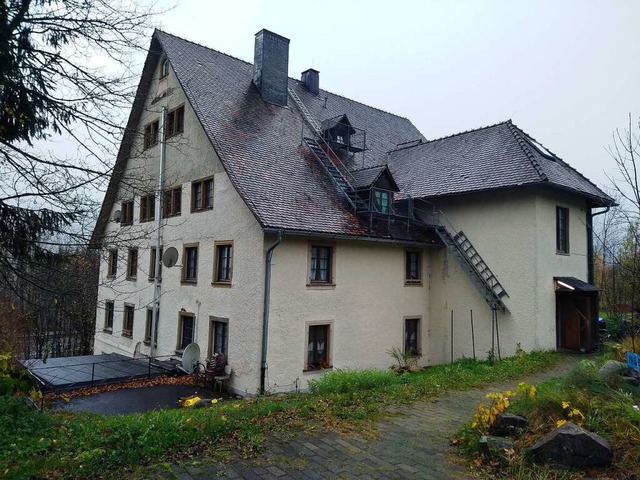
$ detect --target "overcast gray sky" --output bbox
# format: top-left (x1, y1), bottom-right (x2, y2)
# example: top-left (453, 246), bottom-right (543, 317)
top-left (156, 0), bottom-right (640, 191)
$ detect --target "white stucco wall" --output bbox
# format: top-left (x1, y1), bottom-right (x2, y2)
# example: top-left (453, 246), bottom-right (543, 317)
top-left (422, 187), bottom-right (591, 364)
top-left (94, 56), bottom-right (266, 395)
top-left (265, 236), bottom-right (431, 392)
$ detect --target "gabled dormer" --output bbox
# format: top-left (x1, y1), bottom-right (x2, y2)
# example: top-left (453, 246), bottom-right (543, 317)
top-left (321, 114), bottom-right (366, 152)
top-left (350, 165), bottom-right (400, 214)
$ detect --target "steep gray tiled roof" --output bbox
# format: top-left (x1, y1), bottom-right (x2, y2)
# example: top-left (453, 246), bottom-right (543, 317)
top-left (154, 31), bottom-right (432, 243)
top-left (92, 31), bottom-right (613, 244)
top-left (387, 121), bottom-right (613, 206)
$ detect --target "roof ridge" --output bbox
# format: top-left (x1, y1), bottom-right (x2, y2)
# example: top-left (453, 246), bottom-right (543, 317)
top-left (507, 121), bottom-right (549, 182)
top-left (154, 29), bottom-right (418, 127)
top-left (510, 122), bottom-right (609, 196)
top-left (300, 80), bottom-right (414, 123)
top-left (351, 164), bottom-right (386, 173)
top-left (154, 29), bottom-right (254, 68)
top-left (387, 120), bottom-right (512, 153)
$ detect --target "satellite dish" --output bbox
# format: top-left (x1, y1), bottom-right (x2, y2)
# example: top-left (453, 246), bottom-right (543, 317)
top-left (162, 247), bottom-right (179, 268)
top-left (133, 342), bottom-right (143, 358)
top-left (181, 343), bottom-right (200, 374)
top-left (112, 210), bottom-right (122, 223)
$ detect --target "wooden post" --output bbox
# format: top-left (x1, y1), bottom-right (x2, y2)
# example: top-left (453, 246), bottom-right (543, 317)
top-left (450, 310), bottom-right (454, 364)
top-left (470, 309), bottom-right (476, 361)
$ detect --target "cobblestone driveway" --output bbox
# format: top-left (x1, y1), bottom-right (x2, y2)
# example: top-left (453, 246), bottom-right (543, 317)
top-left (159, 358), bottom-right (577, 480)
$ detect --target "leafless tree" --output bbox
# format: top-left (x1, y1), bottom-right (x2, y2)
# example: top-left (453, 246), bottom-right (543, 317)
top-left (0, 0), bottom-right (161, 356)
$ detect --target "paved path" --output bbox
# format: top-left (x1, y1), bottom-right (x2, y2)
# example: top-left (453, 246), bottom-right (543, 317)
top-left (159, 357), bottom-right (579, 480)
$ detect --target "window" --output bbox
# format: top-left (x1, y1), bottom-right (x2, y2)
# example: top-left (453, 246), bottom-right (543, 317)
top-left (182, 245), bottom-right (198, 283)
top-left (404, 318), bottom-right (420, 355)
top-left (160, 58), bottom-right (169, 79)
top-left (556, 206), bottom-right (569, 254)
top-left (149, 246), bottom-right (163, 281)
top-left (121, 200), bottom-right (134, 225)
top-left (166, 105), bottom-right (185, 138)
top-left (178, 313), bottom-right (195, 351)
top-left (373, 189), bottom-right (390, 214)
top-left (107, 249), bottom-right (118, 278)
top-left (214, 242), bottom-right (233, 284)
top-left (309, 245), bottom-right (333, 284)
top-left (163, 186), bottom-right (182, 217)
top-left (140, 194), bottom-right (155, 222)
top-left (127, 248), bottom-right (138, 279)
top-left (123, 305), bottom-right (134, 338)
top-left (104, 301), bottom-right (114, 333)
top-left (306, 324), bottom-right (330, 370)
top-left (191, 178), bottom-right (214, 211)
top-left (145, 308), bottom-right (159, 346)
top-left (405, 251), bottom-right (422, 284)
top-left (209, 317), bottom-right (228, 357)
top-left (143, 120), bottom-right (159, 150)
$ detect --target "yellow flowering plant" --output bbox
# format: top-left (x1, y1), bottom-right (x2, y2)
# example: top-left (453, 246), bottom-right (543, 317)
top-left (472, 382), bottom-right (536, 434)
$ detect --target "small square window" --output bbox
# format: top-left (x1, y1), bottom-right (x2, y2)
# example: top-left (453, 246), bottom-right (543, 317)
top-left (140, 194), bottom-right (155, 222)
top-left (405, 251), bottom-right (422, 284)
top-left (404, 318), bottom-right (420, 356)
top-left (104, 301), bottom-right (114, 333)
top-left (556, 206), bottom-right (569, 254)
top-left (163, 186), bottom-right (182, 217)
top-left (309, 245), bottom-right (333, 284)
top-left (149, 246), bottom-right (163, 281)
top-left (107, 249), bottom-right (118, 278)
top-left (191, 178), bottom-right (214, 211)
top-left (178, 313), bottom-right (195, 351)
top-left (306, 324), bottom-right (331, 370)
top-left (145, 308), bottom-right (159, 346)
top-left (144, 120), bottom-right (159, 150)
top-left (127, 248), bottom-right (138, 279)
top-left (123, 305), bottom-right (135, 338)
top-left (121, 200), bottom-right (134, 226)
top-left (214, 242), bottom-right (233, 284)
top-left (182, 245), bottom-right (198, 283)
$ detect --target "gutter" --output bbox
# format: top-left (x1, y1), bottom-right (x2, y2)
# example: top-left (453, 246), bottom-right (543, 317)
top-left (260, 229), bottom-right (283, 394)
top-left (262, 227), bottom-right (439, 248)
top-left (587, 206), bottom-right (611, 285)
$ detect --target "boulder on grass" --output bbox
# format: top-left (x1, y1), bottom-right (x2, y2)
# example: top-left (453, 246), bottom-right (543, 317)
top-left (479, 435), bottom-right (514, 457)
top-left (529, 422), bottom-right (612, 467)
top-left (490, 413), bottom-right (528, 436)
top-left (597, 360), bottom-right (627, 380)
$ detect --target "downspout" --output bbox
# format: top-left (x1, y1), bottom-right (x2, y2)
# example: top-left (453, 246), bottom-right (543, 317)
top-left (588, 206), bottom-right (610, 285)
top-left (260, 230), bottom-right (284, 394)
top-left (150, 106), bottom-right (167, 359)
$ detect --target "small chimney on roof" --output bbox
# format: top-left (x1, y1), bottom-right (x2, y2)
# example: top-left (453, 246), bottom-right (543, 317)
top-left (253, 29), bottom-right (290, 107)
top-left (301, 69), bottom-right (320, 95)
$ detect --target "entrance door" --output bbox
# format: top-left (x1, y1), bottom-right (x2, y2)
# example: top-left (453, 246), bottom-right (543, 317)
top-left (557, 293), bottom-right (596, 351)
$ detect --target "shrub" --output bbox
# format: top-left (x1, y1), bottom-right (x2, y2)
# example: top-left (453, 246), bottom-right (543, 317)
top-left (387, 346), bottom-right (420, 373)
top-left (307, 369), bottom-right (401, 395)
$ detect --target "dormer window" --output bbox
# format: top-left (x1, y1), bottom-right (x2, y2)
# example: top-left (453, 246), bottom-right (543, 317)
top-left (160, 59), bottom-right (169, 79)
top-left (373, 189), bottom-right (390, 214)
top-left (321, 114), bottom-right (366, 152)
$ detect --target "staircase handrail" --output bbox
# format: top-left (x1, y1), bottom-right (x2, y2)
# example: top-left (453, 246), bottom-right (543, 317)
top-left (288, 88), bottom-right (358, 190)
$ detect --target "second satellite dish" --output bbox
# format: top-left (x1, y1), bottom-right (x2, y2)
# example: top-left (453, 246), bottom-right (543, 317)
top-left (181, 343), bottom-right (200, 374)
top-left (162, 247), bottom-right (179, 268)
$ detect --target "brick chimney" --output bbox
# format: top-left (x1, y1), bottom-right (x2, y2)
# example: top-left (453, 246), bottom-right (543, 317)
top-left (253, 29), bottom-right (290, 107)
top-left (301, 69), bottom-right (320, 95)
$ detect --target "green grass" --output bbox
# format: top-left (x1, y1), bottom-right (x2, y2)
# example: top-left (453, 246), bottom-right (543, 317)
top-left (1, 350), bottom-right (562, 480)
top-left (455, 354), bottom-right (640, 479)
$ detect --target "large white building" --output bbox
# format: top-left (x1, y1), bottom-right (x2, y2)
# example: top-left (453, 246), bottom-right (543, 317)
top-left (92, 29), bottom-right (613, 395)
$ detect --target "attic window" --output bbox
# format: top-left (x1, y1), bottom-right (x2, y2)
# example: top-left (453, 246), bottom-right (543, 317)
top-left (373, 190), bottom-right (390, 214)
top-left (166, 105), bottom-right (184, 138)
top-left (160, 59), bottom-right (169, 79)
top-left (144, 120), bottom-right (159, 150)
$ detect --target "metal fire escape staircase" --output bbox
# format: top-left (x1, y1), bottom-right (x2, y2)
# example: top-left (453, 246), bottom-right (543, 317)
top-left (288, 88), bottom-right (367, 212)
top-left (435, 226), bottom-right (508, 312)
